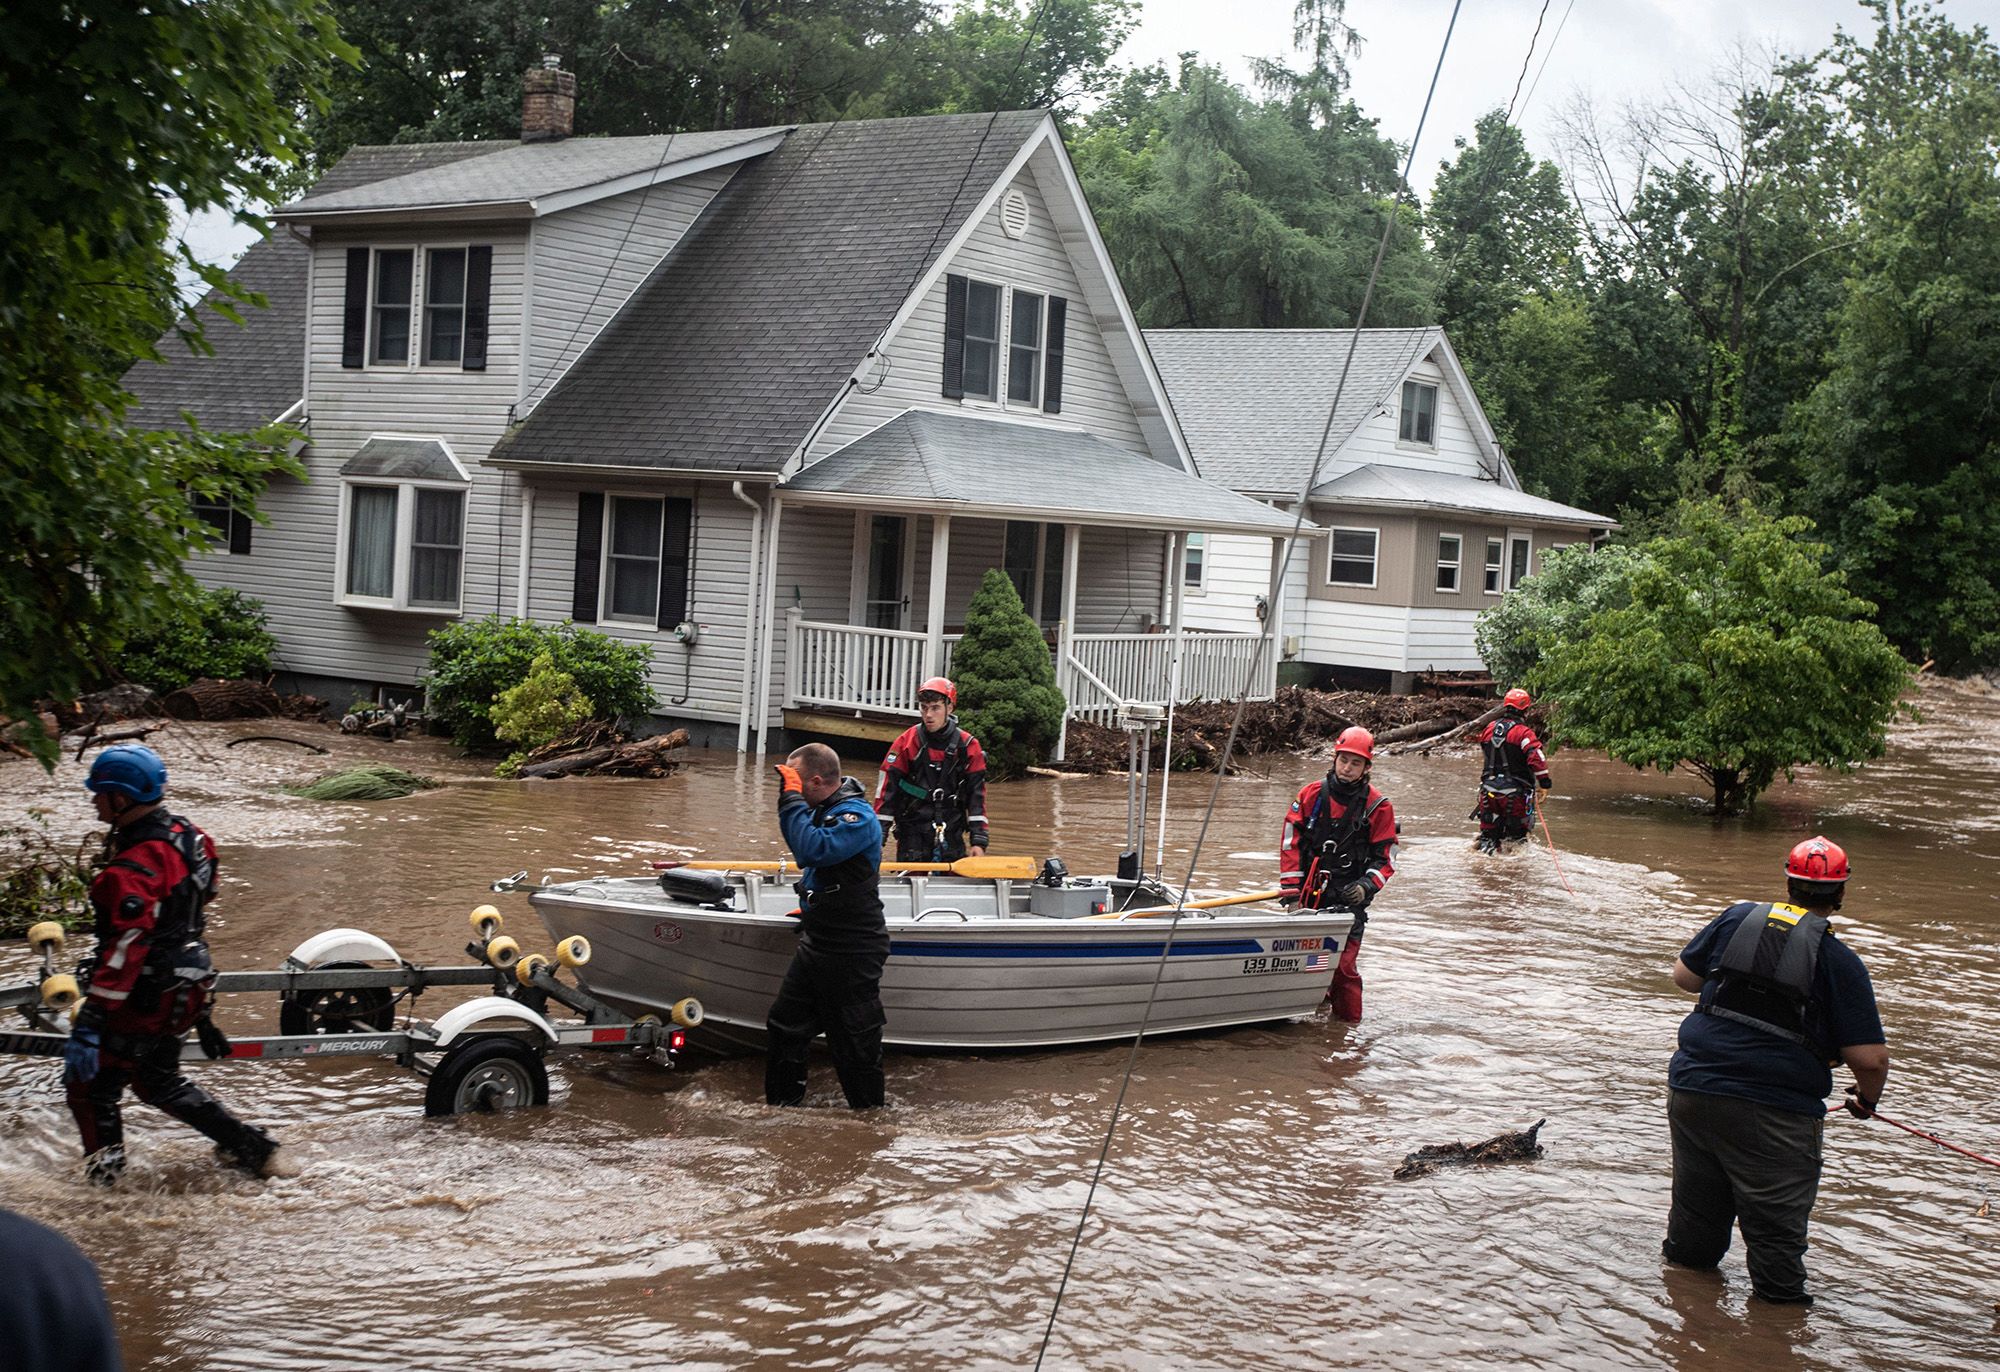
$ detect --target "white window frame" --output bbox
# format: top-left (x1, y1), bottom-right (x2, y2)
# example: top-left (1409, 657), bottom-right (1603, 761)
top-left (1182, 531), bottom-right (1208, 593)
top-left (1398, 380), bottom-right (1438, 448)
top-left (1435, 533), bottom-right (1461, 594)
top-left (1484, 537), bottom-right (1505, 595)
top-left (959, 278), bottom-right (1003, 403)
top-left (1005, 287), bottom-right (1046, 408)
top-left (190, 492), bottom-right (241, 553)
top-left (1326, 526), bottom-right (1379, 589)
top-left (419, 245), bottom-right (472, 368)
top-left (335, 478), bottom-right (470, 613)
top-left (599, 492), bottom-right (667, 626)
top-left (1507, 528), bottom-right (1533, 590)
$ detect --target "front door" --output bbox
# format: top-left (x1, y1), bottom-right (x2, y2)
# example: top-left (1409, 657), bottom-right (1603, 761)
top-left (864, 515), bottom-right (908, 629)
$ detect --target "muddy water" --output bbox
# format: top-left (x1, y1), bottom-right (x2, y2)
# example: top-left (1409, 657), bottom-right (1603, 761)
top-left (3, 689), bottom-right (1997, 1372)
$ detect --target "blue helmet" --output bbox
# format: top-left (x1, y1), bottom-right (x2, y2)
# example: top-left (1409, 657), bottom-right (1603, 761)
top-left (85, 744), bottom-right (168, 804)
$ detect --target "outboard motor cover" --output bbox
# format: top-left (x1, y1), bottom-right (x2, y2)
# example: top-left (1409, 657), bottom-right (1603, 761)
top-left (658, 868), bottom-right (733, 908)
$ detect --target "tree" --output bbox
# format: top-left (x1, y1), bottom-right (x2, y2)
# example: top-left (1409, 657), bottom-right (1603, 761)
top-left (1474, 542), bottom-right (1646, 688)
top-left (952, 569), bottom-right (1065, 778)
top-left (1529, 502), bottom-right (1910, 815)
top-left (0, 1), bottom-right (351, 766)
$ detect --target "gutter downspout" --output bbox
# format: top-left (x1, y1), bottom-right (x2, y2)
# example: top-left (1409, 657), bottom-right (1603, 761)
top-left (731, 481), bottom-right (764, 753)
top-left (752, 495), bottom-right (786, 757)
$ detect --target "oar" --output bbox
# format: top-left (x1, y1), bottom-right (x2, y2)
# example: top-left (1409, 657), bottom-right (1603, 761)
top-left (654, 856), bottom-right (1041, 879)
top-left (1083, 888), bottom-right (1285, 919)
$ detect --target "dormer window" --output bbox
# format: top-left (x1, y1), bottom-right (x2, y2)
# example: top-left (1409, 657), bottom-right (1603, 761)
top-left (1399, 380), bottom-right (1437, 446)
top-left (343, 246), bottom-right (492, 372)
top-left (942, 274), bottom-right (1067, 413)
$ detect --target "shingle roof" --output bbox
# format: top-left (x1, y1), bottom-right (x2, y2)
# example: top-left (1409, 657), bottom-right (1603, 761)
top-left (781, 410), bottom-right (1310, 536)
top-left (340, 437), bottom-right (465, 482)
top-left (1309, 464), bottom-right (1615, 526)
top-left (1143, 328), bottom-right (1444, 494)
top-left (277, 129), bottom-right (786, 217)
top-left (490, 110), bottom-right (1052, 474)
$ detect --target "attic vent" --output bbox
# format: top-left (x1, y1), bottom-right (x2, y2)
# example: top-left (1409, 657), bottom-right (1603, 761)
top-left (999, 188), bottom-right (1031, 240)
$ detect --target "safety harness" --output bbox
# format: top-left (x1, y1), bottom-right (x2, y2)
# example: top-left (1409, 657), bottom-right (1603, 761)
top-left (895, 724), bottom-right (972, 859)
top-left (1482, 714), bottom-right (1535, 787)
top-left (1696, 903), bottom-right (1833, 1059)
top-left (1301, 782), bottom-right (1385, 903)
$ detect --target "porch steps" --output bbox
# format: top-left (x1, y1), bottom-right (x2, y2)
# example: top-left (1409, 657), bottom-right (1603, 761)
top-left (782, 708), bottom-right (908, 744)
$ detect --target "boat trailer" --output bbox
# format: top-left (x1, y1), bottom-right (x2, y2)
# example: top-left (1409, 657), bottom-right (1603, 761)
top-left (0, 906), bottom-right (704, 1116)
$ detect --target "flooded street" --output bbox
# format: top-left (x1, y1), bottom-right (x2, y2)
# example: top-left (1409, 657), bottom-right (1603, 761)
top-left (4, 685), bottom-right (1997, 1371)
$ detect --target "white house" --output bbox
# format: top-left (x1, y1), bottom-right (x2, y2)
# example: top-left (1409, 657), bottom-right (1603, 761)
top-left (125, 72), bottom-right (1309, 753)
top-left (1144, 328), bottom-right (1617, 690)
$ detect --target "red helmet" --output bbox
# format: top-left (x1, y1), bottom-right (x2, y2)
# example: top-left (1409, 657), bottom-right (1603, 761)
top-left (918, 676), bottom-right (956, 706)
top-left (1785, 836), bottom-right (1849, 883)
top-left (1333, 726), bottom-right (1374, 761)
top-left (1503, 688), bottom-right (1532, 711)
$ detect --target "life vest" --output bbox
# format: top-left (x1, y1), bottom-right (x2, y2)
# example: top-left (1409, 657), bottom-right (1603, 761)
top-left (1303, 782), bottom-right (1386, 889)
top-left (800, 779), bottom-right (886, 931)
top-left (103, 811), bottom-right (216, 974)
top-left (1482, 714), bottom-right (1535, 786)
top-left (1696, 903), bottom-right (1832, 1059)
top-left (895, 724), bottom-right (972, 825)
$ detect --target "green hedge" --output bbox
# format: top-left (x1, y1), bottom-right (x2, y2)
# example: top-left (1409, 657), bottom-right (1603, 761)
top-left (111, 587), bottom-right (276, 693)
top-left (426, 618), bottom-right (655, 751)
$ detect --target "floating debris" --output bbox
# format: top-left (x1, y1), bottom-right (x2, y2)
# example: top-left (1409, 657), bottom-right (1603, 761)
top-left (1394, 1119), bottom-right (1546, 1180)
top-left (284, 764), bottom-right (437, 802)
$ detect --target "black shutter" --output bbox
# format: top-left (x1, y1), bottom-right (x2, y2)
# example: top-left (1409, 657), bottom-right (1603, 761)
top-left (941, 273), bottom-right (968, 399)
top-left (228, 508), bottom-right (253, 556)
top-left (341, 248), bottom-right (369, 368)
top-left (573, 492), bottom-right (604, 622)
top-left (462, 245), bottom-right (492, 371)
top-left (1043, 295), bottom-right (1067, 414)
top-left (655, 498), bottom-right (693, 630)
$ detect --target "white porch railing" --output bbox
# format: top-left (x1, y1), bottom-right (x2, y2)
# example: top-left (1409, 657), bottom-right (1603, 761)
top-left (784, 615), bottom-right (1271, 724)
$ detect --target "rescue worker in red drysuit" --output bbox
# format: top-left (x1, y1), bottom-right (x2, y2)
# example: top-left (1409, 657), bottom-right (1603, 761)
top-left (64, 744), bottom-right (294, 1184)
top-left (874, 676), bottom-right (990, 862)
top-left (1473, 688), bottom-right (1551, 853)
top-left (1279, 727), bottom-right (1397, 1021)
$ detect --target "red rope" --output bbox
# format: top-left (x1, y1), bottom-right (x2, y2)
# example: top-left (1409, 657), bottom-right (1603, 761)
top-left (1861, 1108), bottom-right (2000, 1171)
top-left (1536, 801), bottom-right (1576, 898)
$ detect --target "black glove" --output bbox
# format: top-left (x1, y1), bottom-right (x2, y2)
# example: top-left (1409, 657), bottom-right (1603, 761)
top-left (1842, 1085), bottom-right (1877, 1120)
top-left (1339, 880), bottom-right (1373, 909)
top-left (195, 1014), bottom-right (232, 1060)
top-left (1537, 775), bottom-right (1552, 790)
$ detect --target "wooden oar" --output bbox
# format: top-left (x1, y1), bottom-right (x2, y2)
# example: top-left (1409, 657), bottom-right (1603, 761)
top-left (654, 856), bottom-right (1041, 879)
top-left (1083, 888), bottom-right (1286, 919)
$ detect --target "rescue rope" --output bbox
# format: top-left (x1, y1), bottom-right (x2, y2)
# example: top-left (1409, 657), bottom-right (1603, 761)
top-left (1535, 802), bottom-right (1576, 898)
top-left (1852, 1107), bottom-right (2000, 1172)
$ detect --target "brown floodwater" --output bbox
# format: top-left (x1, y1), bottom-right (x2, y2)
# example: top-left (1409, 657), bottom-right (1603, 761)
top-left (3, 685), bottom-right (1997, 1371)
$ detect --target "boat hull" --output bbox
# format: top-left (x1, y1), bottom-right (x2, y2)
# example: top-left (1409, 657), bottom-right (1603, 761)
top-left (529, 876), bottom-right (1352, 1051)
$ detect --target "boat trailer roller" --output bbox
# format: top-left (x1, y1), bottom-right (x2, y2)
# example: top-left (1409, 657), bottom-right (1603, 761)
top-left (2, 908), bottom-right (704, 1117)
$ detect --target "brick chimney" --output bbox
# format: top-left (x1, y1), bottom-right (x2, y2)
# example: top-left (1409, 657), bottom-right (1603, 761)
top-left (521, 55), bottom-right (576, 143)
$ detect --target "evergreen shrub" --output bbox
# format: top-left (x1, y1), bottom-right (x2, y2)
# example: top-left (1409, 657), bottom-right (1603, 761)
top-left (953, 569), bottom-right (1065, 778)
top-left (111, 587), bottom-right (276, 693)
top-left (426, 618), bottom-right (655, 751)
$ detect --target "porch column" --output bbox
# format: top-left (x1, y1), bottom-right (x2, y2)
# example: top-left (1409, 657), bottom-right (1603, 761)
top-left (1266, 533), bottom-right (1288, 696)
top-left (1154, 531), bottom-right (1187, 878)
top-left (925, 514), bottom-right (952, 679)
top-left (752, 495), bottom-right (786, 757)
top-left (1054, 521), bottom-right (1082, 762)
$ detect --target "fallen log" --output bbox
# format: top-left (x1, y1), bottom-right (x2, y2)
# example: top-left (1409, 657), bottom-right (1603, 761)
top-left (225, 735), bottom-right (330, 754)
top-left (162, 677), bottom-right (282, 721)
top-left (75, 725), bottom-right (160, 760)
top-left (515, 727), bottom-right (691, 779)
top-left (517, 745), bottom-right (618, 779)
top-left (1391, 703), bottom-right (1505, 756)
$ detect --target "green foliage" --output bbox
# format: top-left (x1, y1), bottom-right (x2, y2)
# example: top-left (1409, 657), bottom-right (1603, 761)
top-left (0, 2), bottom-right (350, 768)
top-left (110, 588), bottom-right (278, 694)
top-left (1474, 544), bottom-right (1646, 689)
top-left (952, 569), bottom-right (1065, 779)
top-left (426, 618), bottom-right (655, 752)
top-left (1529, 502), bottom-right (1911, 815)
top-left (0, 813), bottom-right (93, 939)
top-left (285, 764), bottom-right (437, 801)
top-left (491, 652), bottom-right (593, 767)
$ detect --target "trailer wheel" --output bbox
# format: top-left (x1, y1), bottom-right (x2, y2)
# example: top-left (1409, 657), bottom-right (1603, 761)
top-left (279, 961), bottom-right (397, 1036)
top-left (424, 1036), bottom-right (549, 1117)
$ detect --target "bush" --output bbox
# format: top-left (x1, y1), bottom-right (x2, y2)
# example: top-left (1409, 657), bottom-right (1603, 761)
top-left (111, 587), bottom-right (276, 693)
top-left (1474, 543), bottom-right (1646, 686)
top-left (492, 653), bottom-right (593, 770)
top-left (953, 569), bottom-right (1065, 778)
top-left (426, 618), bottom-right (655, 751)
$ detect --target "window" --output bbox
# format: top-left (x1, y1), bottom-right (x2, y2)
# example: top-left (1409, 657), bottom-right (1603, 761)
top-left (1004, 520), bottom-right (1039, 605)
top-left (421, 248), bottom-right (467, 365)
top-left (1436, 534), bottom-right (1461, 593)
top-left (1040, 525), bottom-right (1066, 622)
top-left (370, 249), bottom-right (414, 364)
top-left (1328, 527), bottom-right (1378, 587)
top-left (1399, 380), bottom-right (1437, 446)
top-left (1183, 532), bottom-right (1207, 591)
top-left (962, 279), bottom-right (1001, 400)
top-left (1008, 290), bottom-right (1044, 405)
top-left (1484, 538), bottom-right (1504, 594)
top-left (602, 497), bottom-right (664, 622)
top-left (1510, 533), bottom-right (1532, 587)
top-left (340, 481), bottom-right (466, 610)
top-left (1003, 521), bottom-right (1069, 624)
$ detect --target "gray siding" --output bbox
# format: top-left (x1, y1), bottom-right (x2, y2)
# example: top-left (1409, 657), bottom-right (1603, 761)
top-left (524, 169), bottom-right (733, 411)
top-left (805, 166), bottom-right (1150, 461)
top-left (1075, 526), bottom-right (1167, 633)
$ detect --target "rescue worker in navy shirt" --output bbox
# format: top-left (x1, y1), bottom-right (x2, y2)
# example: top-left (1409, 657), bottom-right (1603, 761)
top-left (1473, 688), bottom-right (1551, 853)
top-left (875, 676), bottom-right (989, 861)
top-left (66, 745), bottom-right (295, 1183)
top-left (1663, 836), bottom-right (1889, 1306)
top-left (768, 742), bottom-right (889, 1109)
top-left (1278, 727), bottom-right (1397, 1022)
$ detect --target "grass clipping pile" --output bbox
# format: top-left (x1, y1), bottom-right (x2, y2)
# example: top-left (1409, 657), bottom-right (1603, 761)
top-left (285, 764), bottom-right (438, 801)
top-left (1059, 687), bottom-right (1492, 773)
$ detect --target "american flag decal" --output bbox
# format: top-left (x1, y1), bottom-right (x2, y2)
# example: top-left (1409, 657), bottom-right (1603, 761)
top-left (1304, 952), bottom-right (1332, 972)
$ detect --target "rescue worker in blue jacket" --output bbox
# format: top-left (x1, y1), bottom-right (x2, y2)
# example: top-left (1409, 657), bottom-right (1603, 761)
top-left (767, 742), bottom-right (889, 1109)
top-left (66, 744), bottom-right (294, 1183)
top-left (1662, 836), bottom-right (1889, 1305)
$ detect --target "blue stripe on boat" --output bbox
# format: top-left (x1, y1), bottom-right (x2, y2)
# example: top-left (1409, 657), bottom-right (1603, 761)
top-left (890, 939), bottom-right (1264, 959)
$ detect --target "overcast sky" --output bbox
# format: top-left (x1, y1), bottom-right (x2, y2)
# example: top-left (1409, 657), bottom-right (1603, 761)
top-left (183, 0), bottom-right (1999, 279)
